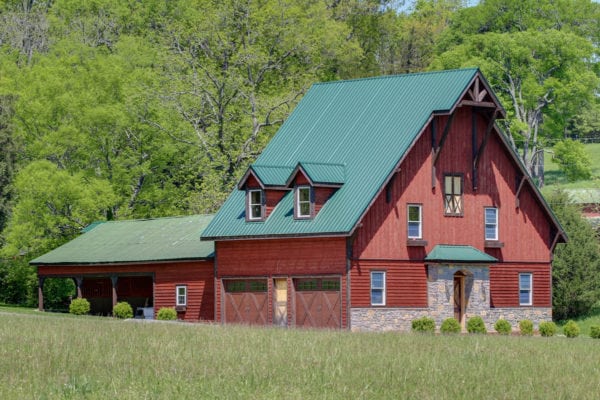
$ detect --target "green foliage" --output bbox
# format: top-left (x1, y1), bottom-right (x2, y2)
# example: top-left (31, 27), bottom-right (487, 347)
top-left (156, 307), bottom-right (177, 321)
top-left (552, 140), bottom-right (592, 182)
top-left (590, 325), bottom-right (600, 339)
top-left (411, 316), bottom-right (435, 333)
top-left (112, 301), bottom-right (133, 319)
top-left (563, 320), bottom-right (580, 338)
top-left (519, 320), bottom-right (534, 336)
top-left (466, 316), bottom-right (487, 334)
top-left (0, 259), bottom-right (37, 306)
top-left (538, 321), bottom-right (557, 337)
top-left (440, 317), bottom-right (461, 334)
top-left (42, 277), bottom-right (76, 311)
top-left (69, 298), bottom-right (90, 315)
top-left (494, 319), bottom-right (512, 335)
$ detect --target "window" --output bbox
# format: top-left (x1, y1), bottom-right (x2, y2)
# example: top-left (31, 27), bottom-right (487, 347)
top-left (519, 273), bottom-right (532, 306)
top-left (407, 204), bottom-right (422, 239)
top-left (370, 271), bottom-right (386, 306)
top-left (485, 207), bottom-right (498, 240)
top-left (248, 189), bottom-right (263, 220)
top-left (176, 285), bottom-right (187, 306)
top-left (295, 186), bottom-right (312, 218)
top-left (444, 174), bottom-right (463, 216)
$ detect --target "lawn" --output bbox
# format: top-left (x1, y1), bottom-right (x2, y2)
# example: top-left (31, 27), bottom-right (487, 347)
top-left (542, 142), bottom-right (600, 195)
top-left (1, 310), bottom-right (599, 399)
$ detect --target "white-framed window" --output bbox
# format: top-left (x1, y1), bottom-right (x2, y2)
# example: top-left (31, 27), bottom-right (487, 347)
top-left (248, 189), bottom-right (263, 221)
top-left (176, 285), bottom-right (187, 306)
top-left (295, 186), bottom-right (312, 218)
top-left (485, 207), bottom-right (498, 240)
top-left (519, 273), bottom-right (532, 306)
top-left (444, 174), bottom-right (463, 216)
top-left (407, 204), bottom-right (422, 239)
top-left (370, 271), bottom-right (386, 306)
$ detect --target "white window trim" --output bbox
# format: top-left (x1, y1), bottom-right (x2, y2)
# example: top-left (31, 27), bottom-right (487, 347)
top-left (295, 186), bottom-right (312, 219)
top-left (407, 204), bottom-right (422, 239)
top-left (176, 285), bottom-right (187, 306)
top-left (370, 271), bottom-right (386, 306)
top-left (248, 189), bottom-right (263, 221)
top-left (484, 207), bottom-right (498, 240)
top-left (519, 273), bottom-right (532, 306)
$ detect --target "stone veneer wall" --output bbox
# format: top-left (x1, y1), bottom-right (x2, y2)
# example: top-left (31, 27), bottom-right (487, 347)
top-left (350, 264), bottom-right (552, 332)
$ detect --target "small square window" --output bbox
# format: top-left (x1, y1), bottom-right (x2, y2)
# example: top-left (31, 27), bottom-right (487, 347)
top-left (295, 186), bottom-right (312, 218)
top-left (485, 207), bottom-right (498, 240)
top-left (407, 204), bottom-right (422, 239)
top-left (370, 271), bottom-right (386, 306)
top-left (444, 174), bottom-right (463, 216)
top-left (248, 189), bottom-right (263, 221)
top-left (519, 273), bottom-right (532, 306)
top-left (176, 285), bottom-right (187, 306)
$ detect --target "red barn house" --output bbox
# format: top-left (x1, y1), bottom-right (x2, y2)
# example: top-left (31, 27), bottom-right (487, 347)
top-left (200, 68), bottom-right (565, 331)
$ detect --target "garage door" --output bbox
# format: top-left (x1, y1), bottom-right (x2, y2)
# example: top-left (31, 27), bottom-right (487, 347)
top-left (294, 278), bottom-right (341, 329)
top-left (223, 279), bottom-right (268, 325)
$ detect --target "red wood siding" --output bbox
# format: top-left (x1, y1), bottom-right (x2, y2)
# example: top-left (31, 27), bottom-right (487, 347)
top-left (38, 261), bottom-right (214, 321)
top-left (245, 175), bottom-right (261, 188)
top-left (350, 261), bottom-right (427, 307)
top-left (314, 187), bottom-right (336, 214)
top-left (490, 263), bottom-right (551, 307)
top-left (265, 190), bottom-right (287, 217)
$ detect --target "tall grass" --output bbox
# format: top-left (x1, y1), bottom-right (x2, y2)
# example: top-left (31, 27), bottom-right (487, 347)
top-left (1, 311), bottom-right (599, 399)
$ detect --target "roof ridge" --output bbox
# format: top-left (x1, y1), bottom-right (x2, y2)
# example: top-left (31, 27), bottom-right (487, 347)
top-left (313, 68), bottom-right (479, 87)
top-left (99, 214), bottom-right (214, 224)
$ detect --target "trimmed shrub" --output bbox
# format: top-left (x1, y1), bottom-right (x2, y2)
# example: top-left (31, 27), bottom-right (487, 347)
top-left (113, 302), bottom-right (133, 319)
top-left (519, 320), bottom-right (533, 336)
top-left (69, 298), bottom-right (90, 315)
top-left (440, 317), bottom-right (461, 334)
top-left (411, 317), bottom-right (435, 333)
top-left (589, 325), bottom-right (600, 339)
top-left (494, 319), bottom-right (512, 335)
top-left (466, 316), bottom-right (487, 334)
top-left (157, 307), bottom-right (177, 321)
top-left (563, 320), bottom-right (580, 338)
top-left (538, 321), bottom-right (557, 337)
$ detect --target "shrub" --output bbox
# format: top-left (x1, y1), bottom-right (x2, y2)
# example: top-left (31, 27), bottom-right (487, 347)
top-left (519, 320), bottom-right (533, 336)
top-left (411, 317), bottom-right (435, 333)
top-left (157, 307), bottom-right (177, 321)
top-left (494, 319), bottom-right (512, 335)
top-left (466, 316), bottom-right (487, 334)
top-left (440, 317), bottom-right (461, 334)
top-left (563, 320), bottom-right (580, 338)
top-left (69, 298), bottom-right (90, 315)
top-left (538, 321), bottom-right (557, 337)
top-left (590, 325), bottom-right (600, 339)
top-left (113, 302), bottom-right (133, 319)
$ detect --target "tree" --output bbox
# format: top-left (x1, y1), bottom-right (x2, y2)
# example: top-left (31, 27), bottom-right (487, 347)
top-left (0, 95), bottom-right (16, 236)
top-left (552, 139), bottom-right (592, 182)
top-left (548, 190), bottom-right (600, 320)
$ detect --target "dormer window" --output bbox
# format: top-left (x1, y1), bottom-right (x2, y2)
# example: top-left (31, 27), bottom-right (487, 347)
top-left (295, 186), bottom-right (313, 219)
top-left (247, 189), bottom-right (264, 221)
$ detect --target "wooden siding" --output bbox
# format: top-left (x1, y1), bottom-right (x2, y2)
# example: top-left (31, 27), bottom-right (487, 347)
top-left (38, 261), bottom-right (214, 321)
top-left (490, 263), bottom-right (551, 307)
top-left (314, 187), bottom-right (336, 215)
top-left (265, 190), bottom-right (287, 217)
top-left (350, 260), bottom-right (428, 307)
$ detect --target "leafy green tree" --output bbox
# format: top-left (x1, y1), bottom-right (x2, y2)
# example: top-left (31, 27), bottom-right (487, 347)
top-left (0, 95), bottom-right (16, 236)
top-left (552, 139), bottom-right (592, 182)
top-left (549, 190), bottom-right (600, 320)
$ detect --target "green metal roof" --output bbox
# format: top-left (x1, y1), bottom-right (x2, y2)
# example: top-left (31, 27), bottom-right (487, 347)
top-left (425, 245), bottom-right (497, 263)
top-left (202, 68), bottom-right (481, 240)
top-left (250, 165), bottom-right (294, 187)
top-left (296, 162), bottom-right (345, 186)
top-left (31, 215), bottom-right (214, 266)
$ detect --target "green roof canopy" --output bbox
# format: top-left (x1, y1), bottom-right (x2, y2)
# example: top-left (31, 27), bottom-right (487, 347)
top-left (31, 215), bottom-right (214, 266)
top-left (425, 245), bottom-right (497, 263)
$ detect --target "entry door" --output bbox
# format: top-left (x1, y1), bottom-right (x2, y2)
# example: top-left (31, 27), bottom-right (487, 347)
top-left (273, 279), bottom-right (288, 327)
top-left (453, 274), bottom-right (464, 327)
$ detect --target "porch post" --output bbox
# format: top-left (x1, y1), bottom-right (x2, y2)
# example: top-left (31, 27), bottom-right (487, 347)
top-left (74, 276), bottom-right (83, 299)
top-left (38, 276), bottom-right (45, 312)
top-left (110, 275), bottom-right (118, 310)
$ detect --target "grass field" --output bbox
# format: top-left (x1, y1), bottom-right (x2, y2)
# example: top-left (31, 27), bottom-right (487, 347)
top-left (542, 142), bottom-right (600, 194)
top-left (1, 310), bottom-right (599, 399)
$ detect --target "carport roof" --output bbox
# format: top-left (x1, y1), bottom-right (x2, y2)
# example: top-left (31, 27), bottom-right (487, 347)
top-left (30, 215), bottom-right (214, 266)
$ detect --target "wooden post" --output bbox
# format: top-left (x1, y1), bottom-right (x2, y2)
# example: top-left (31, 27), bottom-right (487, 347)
top-left (74, 276), bottom-right (83, 299)
top-left (110, 275), bottom-right (118, 310)
top-left (38, 277), bottom-right (45, 312)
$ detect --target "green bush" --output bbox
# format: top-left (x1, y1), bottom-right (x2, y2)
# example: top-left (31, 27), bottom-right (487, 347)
top-left (466, 316), bottom-right (487, 334)
top-left (589, 325), bottom-right (600, 339)
top-left (69, 298), bottom-right (90, 315)
top-left (113, 302), bottom-right (133, 319)
top-left (519, 320), bottom-right (533, 336)
top-left (494, 319), bottom-right (512, 335)
top-left (440, 317), bottom-right (461, 334)
top-left (411, 317), bottom-right (435, 333)
top-left (563, 320), bottom-right (580, 338)
top-left (538, 321), bottom-right (557, 337)
top-left (157, 307), bottom-right (177, 321)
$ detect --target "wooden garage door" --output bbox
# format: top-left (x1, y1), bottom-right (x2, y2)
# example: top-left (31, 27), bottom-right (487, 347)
top-left (223, 279), bottom-right (268, 325)
top-left (294, 278), bottom-right (341, 329)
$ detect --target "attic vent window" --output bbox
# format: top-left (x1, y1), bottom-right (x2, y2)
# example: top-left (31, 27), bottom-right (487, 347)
top-left (247, 189), bottom-right (264, 221)
top-left (295, 186), bottom-right (313, 219)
